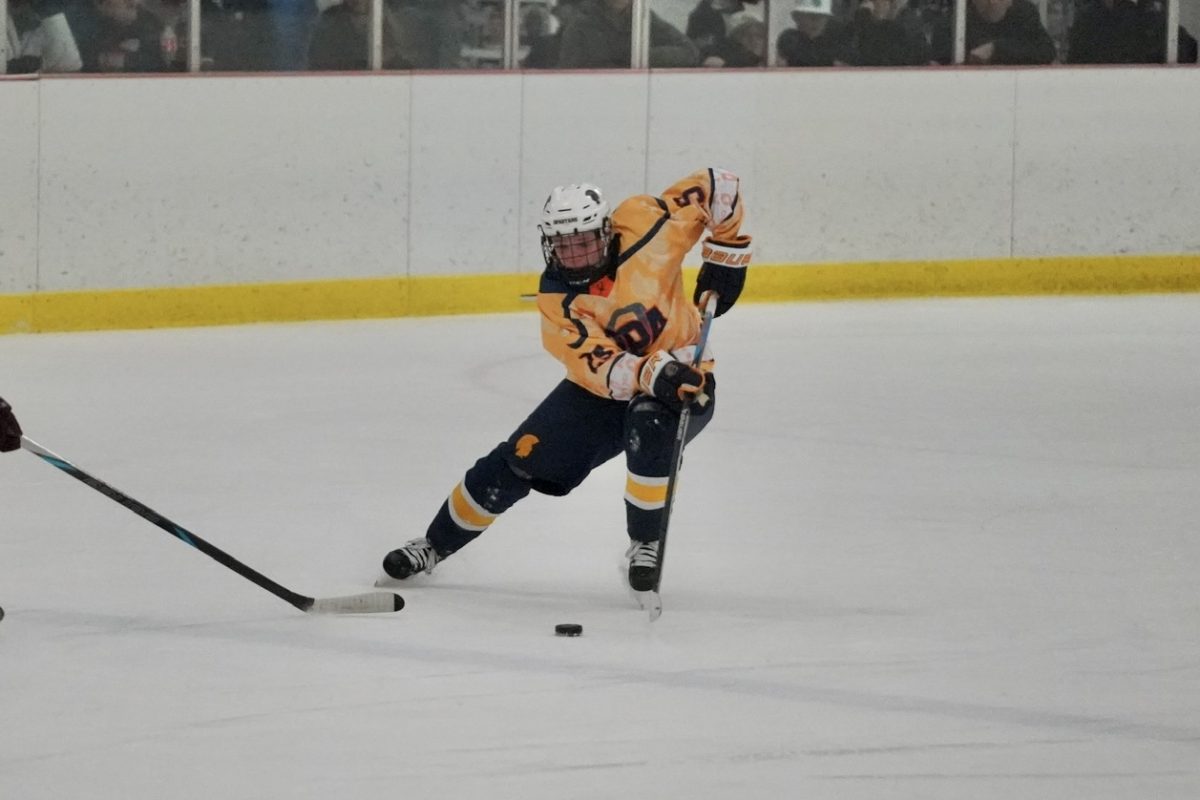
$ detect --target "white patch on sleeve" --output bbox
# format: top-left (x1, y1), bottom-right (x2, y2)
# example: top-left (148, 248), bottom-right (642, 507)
top-left (708, 168), bottom-right (740, 230)
top-left (609, 352), bottom-right (641, 401)
top-left (669, 343), bottom-right (714, 364)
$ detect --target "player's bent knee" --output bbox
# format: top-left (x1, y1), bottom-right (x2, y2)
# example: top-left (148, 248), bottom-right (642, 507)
top-left (624, 380), bottom-right (717, 472)
top-left (465, 448), bottom-right (534, 514)
top-left (498, 446), bottom-right (578, 498)
top-left (626, 395), bottom-right (677, 444)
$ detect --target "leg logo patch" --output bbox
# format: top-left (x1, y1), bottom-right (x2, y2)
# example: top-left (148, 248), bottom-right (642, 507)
top-left (514, 434), bottom-right (540, 458)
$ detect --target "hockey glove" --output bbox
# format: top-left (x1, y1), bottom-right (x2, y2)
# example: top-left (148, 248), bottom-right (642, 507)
top-left (0, 397), bottom-right (22, 453)
top-left (694, 236), bottom-right (751, 317)
top-left (638, 350), bottom-right (706, 412)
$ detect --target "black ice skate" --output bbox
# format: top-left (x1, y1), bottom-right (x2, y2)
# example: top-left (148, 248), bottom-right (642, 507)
top-left (380, 538), bottom-right (442, 582)
top-left (625, 539), bottom-right (660, 592)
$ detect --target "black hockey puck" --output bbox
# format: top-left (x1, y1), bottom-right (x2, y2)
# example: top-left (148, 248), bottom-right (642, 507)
top-left (0, 605), bottom-right (5, 623)
top-left (554, 623), bottom-right (582, 637)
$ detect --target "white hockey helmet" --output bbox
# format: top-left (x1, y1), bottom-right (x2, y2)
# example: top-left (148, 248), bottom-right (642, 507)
top-left (539, 183), bottom-right (614, 288)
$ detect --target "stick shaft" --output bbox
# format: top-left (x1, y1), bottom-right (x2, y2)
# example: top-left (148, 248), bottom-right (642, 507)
top-left (21, 436), bottom-right (317, 612)
top-left (651, 293), bottom-right (719, 595)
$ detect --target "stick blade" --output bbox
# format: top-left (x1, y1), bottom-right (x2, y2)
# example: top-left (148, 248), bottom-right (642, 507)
top-left (307, 592), bottom-right (404, 615)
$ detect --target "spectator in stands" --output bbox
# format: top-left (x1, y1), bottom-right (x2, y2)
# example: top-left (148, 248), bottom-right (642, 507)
top-left (307, 0), bottom-right (406, 70)
top-left (931, 0), bottom-right (1055, 63)
top-left (700, 17), bottom-right (766, 66)
top-left (848, 0), bottom-right (932, 64)
top-left (6, 0), bottom-right (83, 72)
top-left (391, 0), bottom-right (466, 69)
top-left (1068, 0), bottom-right (1197, 63)
top-left (164, 0), bottom-right (281, 72)
top-left (268, 0), bottom-right (309, 70)
top-left (70, 0), bottom-right (169, 72)
top-left (558, 0), bottom-right (699, 68)
top-left (776, 0), bottom-right (855, 66)
top-left (141, 0), bottom-right (194, 70)
top-left (523, 0), bottom-right (584, 67)
top-left (686, 0), bottom-right (758, 57)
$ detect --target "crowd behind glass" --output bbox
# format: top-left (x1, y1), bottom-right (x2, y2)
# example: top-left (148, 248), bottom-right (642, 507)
top-left (3, 0), bottom-right (1196, 74)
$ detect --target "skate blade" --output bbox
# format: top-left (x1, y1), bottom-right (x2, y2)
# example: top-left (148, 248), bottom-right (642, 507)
top-left (631, 589), bottom-right (662, 621)
top-left (374, 573), bottom-right (404, 589)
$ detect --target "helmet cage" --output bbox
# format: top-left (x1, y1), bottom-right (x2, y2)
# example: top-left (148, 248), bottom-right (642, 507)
top-left (541, 221), bottom-right (613, 287)
top-left (539, 183), bottom-right (612, 288)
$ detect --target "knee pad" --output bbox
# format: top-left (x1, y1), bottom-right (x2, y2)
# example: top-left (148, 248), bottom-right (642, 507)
top-left (500, 452), bottom-right (574, 497)
top-left (624, 396), bottom-right (678, 476)
top-left (465, 447), bottom-right (533, 513)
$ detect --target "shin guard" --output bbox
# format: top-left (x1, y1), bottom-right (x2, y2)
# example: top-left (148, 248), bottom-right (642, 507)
top-left (426, 447), bottom-right (532, 555)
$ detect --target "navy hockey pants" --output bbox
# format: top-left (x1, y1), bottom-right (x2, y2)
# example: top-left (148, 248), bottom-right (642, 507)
top-left (425, 376), bottom-right (716, 556)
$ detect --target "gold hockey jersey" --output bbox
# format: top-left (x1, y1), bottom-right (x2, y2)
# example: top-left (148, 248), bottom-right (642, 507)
top-left (537, 168), bottom-right (750, 400)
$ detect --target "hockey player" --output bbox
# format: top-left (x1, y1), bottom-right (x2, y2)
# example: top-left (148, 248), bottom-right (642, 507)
top-left (381, 168), bottom-right (752, 595)
top-left (0, 397), bottom-right (22, 453)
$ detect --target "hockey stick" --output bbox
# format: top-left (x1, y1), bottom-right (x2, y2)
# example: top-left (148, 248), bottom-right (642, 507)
top-left (647, 292), bottom-right (720, 621)
top-left (20, 436), bottom-right (404, 615)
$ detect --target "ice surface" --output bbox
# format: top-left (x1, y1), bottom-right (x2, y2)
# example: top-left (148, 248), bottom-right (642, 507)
top-left (1, 296), bottom-right (1198, 799)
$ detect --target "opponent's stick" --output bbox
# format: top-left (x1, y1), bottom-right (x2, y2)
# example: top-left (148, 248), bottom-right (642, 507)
top-left (648, 292), bottom-right (720, 621)
top-left (20, 437), bottom-right (403, 615)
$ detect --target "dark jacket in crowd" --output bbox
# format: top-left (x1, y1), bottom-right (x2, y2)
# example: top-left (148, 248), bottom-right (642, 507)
top-left (308, 4), bottom-right (371, 70)
top-left (703, 29), bottom-right (765, 66)
top-left (71, 5), bottom-right (165, 72)
top-left (523, 32), bottom-right (562, 67)
top-left (307, 3), bottom-right (407, 71)
top-left (687, 0), bottom-right (726, 48)
top-left (1068, 0), bottom-right (1197, 63)
top-left (559, 0), bottom-right (699, 68)
top-left (686, 0), bottom-right (754, 53)
top-left (932, 0), bottom-right (1055, 64)
top-left (850, 7), bottom-right (932, 65)
top-left (777, 19), bottom-right (855, 67)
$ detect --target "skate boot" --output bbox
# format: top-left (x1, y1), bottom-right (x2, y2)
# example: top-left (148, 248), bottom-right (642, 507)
top-left (625, 539), bottom-right (660, 593)
top-left (381, 537), bottom-right (442, 580)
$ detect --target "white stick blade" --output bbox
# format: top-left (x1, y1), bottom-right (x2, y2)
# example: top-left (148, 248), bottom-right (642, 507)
top-left (308, 592), bottom-right (404, 615)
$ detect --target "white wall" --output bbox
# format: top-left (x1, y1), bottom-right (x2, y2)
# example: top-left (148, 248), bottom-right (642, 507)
top-left (0, 79), bottom-right (39, 294)
top-left (3, 67), bottom-right (1200, 295)
top-left (1014, 68), bottom-right (1200, 256)
top-left (35, 76), bottom-right (411, 291)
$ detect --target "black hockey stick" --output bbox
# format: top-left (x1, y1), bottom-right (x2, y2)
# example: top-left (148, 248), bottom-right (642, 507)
top-left (647, 292), bottom-right (720, 621)
top-left (20, 436), bottom-right (404, 615)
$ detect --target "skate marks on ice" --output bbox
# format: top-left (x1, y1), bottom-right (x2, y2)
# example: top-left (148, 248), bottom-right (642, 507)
top-left (336, 581), bottom-right (1200, 745)
top-left (12, 601), bottom-right (1200, 748)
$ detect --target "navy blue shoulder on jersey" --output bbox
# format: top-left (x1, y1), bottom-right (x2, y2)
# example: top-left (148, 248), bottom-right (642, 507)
top-left (538, 271), bottom-right (574, 295)
top-left (539, 272), bottom-right (590, 349)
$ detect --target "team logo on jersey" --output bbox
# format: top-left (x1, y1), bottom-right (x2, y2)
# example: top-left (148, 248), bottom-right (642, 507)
top-left (607, 304), bottom-right (667, 356)
top-left (514, 434), bottom-right (540, 458)
top-left (582, 345), bottom-right (615, 373)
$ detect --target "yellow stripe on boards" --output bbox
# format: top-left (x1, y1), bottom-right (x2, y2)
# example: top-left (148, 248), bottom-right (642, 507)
top-left (0, 273), bottom-right (538, 335)
top-left (741, 255), bottom-right (1200, 302)
top-left (2, 255), bottom-right (1199, 336)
